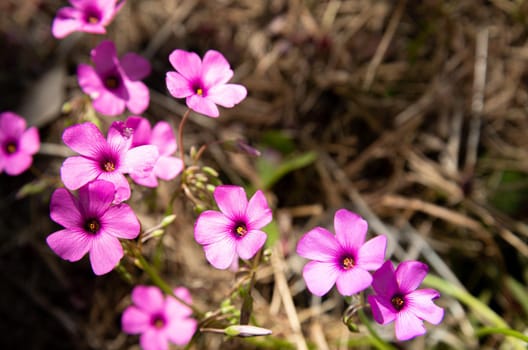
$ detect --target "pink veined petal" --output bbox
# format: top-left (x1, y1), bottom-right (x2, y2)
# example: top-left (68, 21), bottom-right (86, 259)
top-left (236, 229), bottom-right (267, 260)
top-left (406, 289), bottom-right (444, 325)
top-left (77, 64), bottom-right (104, 96)
top-left (302, 261), bottom-right (340, 296)
top-left (206, 84), bottom-right (247, 108)
top-left (395, 261), bottom-right (429, 294)
top-left (20, 127), bottom-right (40, 155)
top-left (203, 236), bottom-right (237, 270)
top-left (394, 309), bottom-right (426, 341)
top-left (46, 228), bottom-right (92, 262)
top-left (96, 171), bottom-right (131, 203)
top-left (368, 295), bottom-right (398, 325)
top-left (124, 80), bottom-right (150, 114)
top-left (91, 40), bottom-right (118, 76)
top-left (92, 90), bottom-right (127, 116)
top-left (51, 7), bottom-right (84, 39)
top-left (89, 233), bottom-right (123, 275)
top-left (120, 53), bottom-right (151, 81)
top-left (130, 171), bottom-right (158, 187)
top-left (201, 50), bottom-right (234, 87)
top-left (60, 156), bottom-right (100, 190)
top-left (150, 121), bottom-right (177, 155)
top-left (165, 72), bottom-right (194, 98)
top-left (78, 180), bottom-right (114, 218)
top-left (50, 188), bottom-right (82, 228)
top-left (334, 209), bottom-right (368, 251)
top-left (168, 50), bottom-right (202, 81)
top-left (356, 235), bottom-right (387, 270)
top-left (132, 285), bottom-right (165, 313)
top-left (371, 260), bottom-right (399, 297)
top-left (0, 112), bottom-right (26, 137)
top-left (4, 152), bottom-right (32, 175)
top-left (186, 94), bottom-right (219, 118)
top-left (335, 267), bottom-right (373, 296)
top-left (126, 116), bottom-right (151, 147)
top-left (140, 329), bottom-right (169, 350)
top-left (100, 203), bottom-right (140, 239)
top-left (153, 156), bottom-right (183, 181)
top-left (296, 227), bottom-right (340, 262)
top-left (123, 144), bottom-right (158, 178)
top-left (245, 190), bottom-right (272, 230)
top-left (62, 122), bottom-right (106, 158)
top-left (213, 185), bottom-right (248, 220)
top-left (121, 306), bottom-right (151, 334)
top-left (194, 210), bottom-right (233, 245)
top-left (165, 317), bottom-right (197, 346)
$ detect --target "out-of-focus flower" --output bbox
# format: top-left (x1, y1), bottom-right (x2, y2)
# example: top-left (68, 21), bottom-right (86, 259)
top-left (122, 285), bottom-right (197, 349)
top-left (124, 116), bottom-right (183, 187)
top-left (194, 185), bottom-right (272, 269)
top-left (60, 121), bottom-right (158, 203)
top-left (0, 112), bottom-right (39, 175)
top-left (368, 260), bottom-right (444, 341)
top-left (46, 180), bottom-right (140, 275)
top-left (52, 0), bottom-right (126, 39)
top-left (166, 49), bottom-right (247, 118)
top-left (78, 40), bottom-right (151, 116)
top-left (296, 209), bottom-right (387, 296)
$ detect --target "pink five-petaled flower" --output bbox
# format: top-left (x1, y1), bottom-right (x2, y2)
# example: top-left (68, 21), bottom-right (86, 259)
top-left (165, 49), bottom-right (247, 118)
top-left (124, 116), bottom-right (183, 187)
top-left (46, 180), bottom-right (140, 275)
top-left (78, 40), bottom-right (151, 116)
top-left (367, 260), bottom-right (444, 341)
top-left (122, 285), bottom-right (197, 350)
top-left (194, 185), bottom-right (272, 269)
top-left (296, 209), bottom-right (387, 296)
top-left (52, 0), bottom-right (126, 39)
top-left (60, 121), bottom-right (159, 203)
top-left (0, 112), bottom-right (39, 176)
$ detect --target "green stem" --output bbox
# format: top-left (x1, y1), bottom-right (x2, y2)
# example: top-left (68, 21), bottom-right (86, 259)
top-left (178, 109), bottom-right (191, 170)
top-left (240, 249), bottom-right (262, 325)
top-left (357, 308), bottom-right (397, 350)
top-left (476, 327), bottom-right (528, 343)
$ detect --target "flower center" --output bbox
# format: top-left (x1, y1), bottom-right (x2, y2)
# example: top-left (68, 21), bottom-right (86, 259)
top-left (84, 218), bottom-right (101, 234)
top-left (234, 223), bottom-right (248, 237)
top-left (150, 314), bottom-right (166, 329)
top-left (342, 256), bottom-right (355, 270)
top-left (4, 141), bottom-right (17, 154)
top-left (84, 8), bottom-right (101, 24)
top-left (101, 159), bottom-right (116, 172)
top-left (196, 88), bottom-right (203, 96)
top-left (391, 294), bottom-right (405, 311)
top-left (104, 76), bottom-right (120, 90)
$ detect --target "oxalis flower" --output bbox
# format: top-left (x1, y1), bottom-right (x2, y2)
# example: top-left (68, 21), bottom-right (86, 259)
top-left (194, 185), bottom-right (272, 269)
top-left (60, 121), bottom-right (159, 203)
top-left (122, 285), bottom-right (197, 350)
top-left (52, 0), bottom-right (126, 39)
top-left (46, 180), bottom-right (140, 275)
top-left (368, 260), bottom-right (444, 341)
top-left (0, 112), bottom-right (39, 175)
top-left (124, 116), bottom-right (183, 187)
top-left (296, 209), bottom-right (387, 296)
top-left (78, 40), bottom-right (151, 116)
top-left (166, 49), bottom-right (247, 118)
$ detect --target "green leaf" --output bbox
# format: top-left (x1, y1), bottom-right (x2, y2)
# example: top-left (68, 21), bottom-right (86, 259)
top-left (257, 151), bottom-right (317, 190)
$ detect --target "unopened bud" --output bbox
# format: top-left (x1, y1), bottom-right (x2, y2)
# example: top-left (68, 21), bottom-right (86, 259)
top-left (224, 325), bottom-right (272, 337)
top-left (160, 214), bottom-right (177, 227)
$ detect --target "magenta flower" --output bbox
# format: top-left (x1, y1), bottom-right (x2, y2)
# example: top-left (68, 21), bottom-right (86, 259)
top-left (194, 185), bottom-right (272, 269)
top-left (124, 116), bottom-right (183, 187)
top-left (52, 0), bottom-right (125, 39)
top-left (368, 260), bottom-right (444, 341)
top-left (46, 180), bottom-right (140, 275)
top-left (165, 49), bottom-right (247, 118)
top-left (60, 121), bottom-right (159, 203)
top-left (122, 285), bottom-right (197, 350)
top-left (78, 40), bottom-right (151, 116)
top-left (0, 112), bottom-right (39, 175)
top-left (296, 209), bottom-right (387, 296)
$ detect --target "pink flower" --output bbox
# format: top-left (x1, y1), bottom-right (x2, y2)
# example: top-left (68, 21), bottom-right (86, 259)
top-left (194, 185), bottom-right (272, 269)
top-left (165, 50), bottom-right (247, 118)
top-left (60, 121), bottom-right (158, 203)
top-left (78, 40), bottom-right (151, 116)
top-left (46, 180), bottom-right (140, 275)
top-left (52, 0), bottom-right (125, 39)
top-left (122, 285), bottom-right (197, 350)
top-left (296, 209), bottom-right (387, 296)
top-left (368, 260), bottom-right (444, 341)
top-left (124, 116), bottom-right (183, 187)
top-left (0, 112), bottom-right (39, 175)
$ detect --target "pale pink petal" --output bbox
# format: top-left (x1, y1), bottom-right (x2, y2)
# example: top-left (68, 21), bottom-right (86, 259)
top-left (371, 260), bottom-right (399, 297)
top-left (334, 209), bottom-right (368, 251)
top-left (406, 289), bottom-right (444, 325)
top-left (165, 72), bottom-right (194, 98)
top-left (0, 112), bottom-right (26, 137)
top-left (236, 230), bottom-right (267, 260)
top-left (203, 237), bottom-right (237, 270)
top-left (153, 156), bottom-right (183, 180)
top-left (335, 267), bottom-right (373, 295)
top-left (20, 127), bottom-right (40, 155)
top-left (168, 50), bottom-right (202, 80)
top-left (51, 7), bottom-right (84, 39)
top-left (4, 152), bottom-right (32, 175)
top-left (78, 179), bottom-right (114, 217)
top-left (150, 122), bottom-right (176, 155)
top-left (132, 285), bottom-right (165, 312)
top-left (187, 94), bottom-right (219, 118)
top-left (356, 235), bottom-right (387, 270)
top-left (93, 90), bottom-right (126, 116)
top-left (77, 64), bottom-right (104, 97)
top-left (140, 329), bottom-right (168, 350)
top-left (125, 81), bottom-right (150, 114)
top-left (296, 227), bottom-right (340, 262)
top-left (121, 306), bottom-right (150, 334)
top-left (106, 121), bottom-right (132, 154)
top-left (60, 156), bottom-right (100, 190)
top-left (302, 261), bottom-right (340, 296)
top-left (130, 172), bottom-right (158, 187)
top-left (169, 287), bottom-right (193, 316)
top-left (97, 171), bottom-right (131, 203)
top-left (92, 40), bottom-right (118, 75)
top-left (100, 203), bottom-right (140, 239)
top-left (46, 228), bottom-right (92, 262)
top-left (368, 295), bottom-right (397, 325)
top-left (166, 318), bottom-right (197, 346)
top-left (213, 185), bottom-right (248, 220)
top-left (62, 122), bottom-right (106, 158)
top-left (207, 84), bottom-right (247, 108)
top-left (89, 233), bottom-right (123, 275)
top-left (394, 310), bottom-right (426, 341)
top-left (123, 144), bottom-right (158, 178)
top-left (194, 210), bottom-right (232, 245)
top-left (396, 261), bottom-right (428, 294)
top-left (202, 50), bottom-right (233, 87)
top-left (245, 190), bottom-right (272, 230)
top-left (120, 53), bottom-right (151, 80)
top-left (50, 188), bottom-right (81, 228)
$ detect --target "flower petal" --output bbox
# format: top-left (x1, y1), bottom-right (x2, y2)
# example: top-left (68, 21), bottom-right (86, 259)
top-left (356, 235), bottom-right (387, 270)
top-left (368, 295), bottom-right (397, 325)
top-left (153, 156), bottom-right (183, 181)
top-left (186, 94), bottom-right (219, 118)
top-left (89, 233), bottom-right (123, 275)
top-left (394, 309), bottom-right (426, 341)
top-left (165, 72), bottom-right (194, 98)
top-left (77, 64), bottom-right (104, 97)
top-left (302, 260), bottom-right (340, 296)
top-left (50, 187), bottom-right (81, 228)
top-left (207, 83), bottom-right (247, 108)
top-left (123, 144), bottom-right (158, 178)
top-left (334, 209), bottom-right (368, 251)
top-left (132, 285), bottom-right (165, 312)
top-left (120, 53), bottom-right (151, 81)
top-left (140, 329), bottom-right (168, 350)
top-left (335, 267), bottom-right (373, 295)
top-left (168, 287), bottom-right (194, 317)
top-left (202, 50), bottom-right (233, 87)
top-left (96, 171), bottom-right (131, 203)
top-left (100, 203), bottom-right (140, 239)
top-left (92, 40), bottom-right (118, 76)
top-left (0, 112), bottom-right (26, 137)
top-left (194, 210), bottom-right (232, 245)
top-left (20, 127), bottom-right (40, 155)
top-left (168, 50), bottom-right (202, 81)
top-left (126, 116), bottom-right (151, 147)
top-left (371, 260), bottom-right (399, 297)
top-left (406, 289), bottom-right (444, 325)
top-left (203, 236), bottom-right (237, 270)
top-left (166, 317), bottom-right (197, 346)
top-left (130, 172), bottom-right (158, 187)
top-left (46, 228), bottom-right (92, 262)
top-left (78, 180), bottom-right (114, 218)
top-left (92, 90), bottom-right (127, 116)
top-left (296, 227), bottom-right (340, 262)
top-left (62, 122), bottom-right (106, 158)
top-left (236, 229), bottom-right (267, 260)
top-left (51, 7), bottom-right (84, 39)
top-left (245, 190), bottom-right (272, 230)
top-left (4, 152), bottom-right (32, 175)
top-left (60, 156), bottom-right (100, 190)
top-left (213, 185), bottom-right (248, 220)
top-left (121, 306), bottom-right (150, 334)
top-left (125, 80), bottom-right (150, 114)
top-left (395, 261), bottom-right (428, 294)
top-left (150, 121), bottom-right (177, 155)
